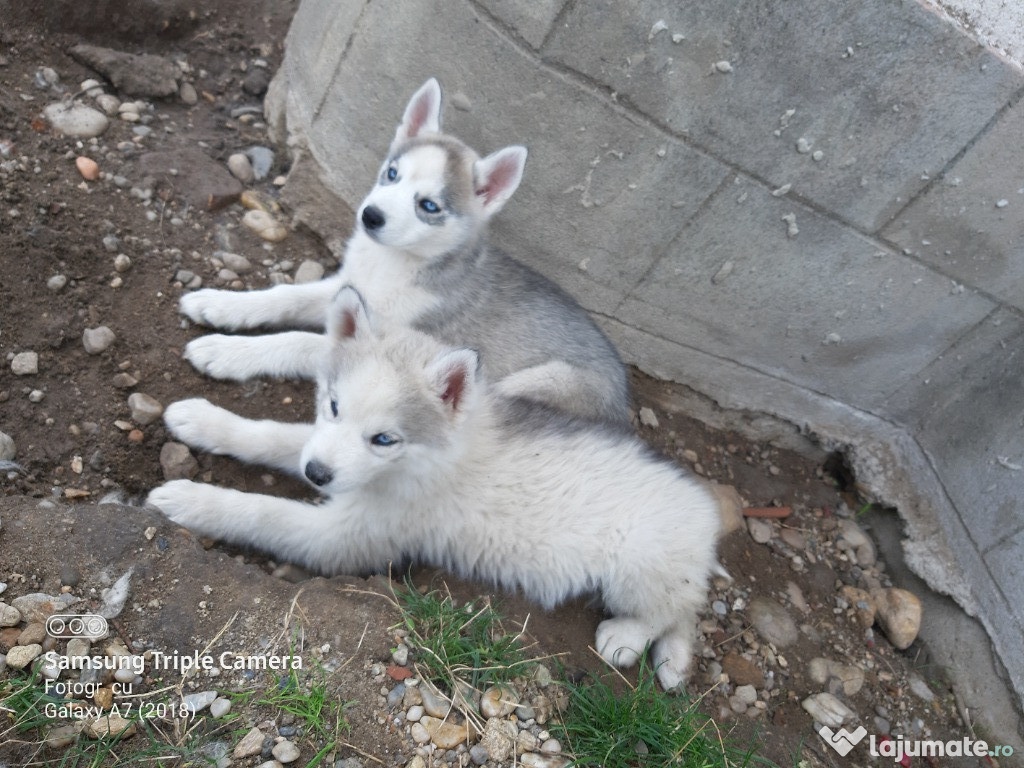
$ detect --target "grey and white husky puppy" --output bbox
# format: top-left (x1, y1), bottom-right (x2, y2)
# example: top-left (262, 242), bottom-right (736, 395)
top-left (148, 288), bottom-right (721, 690)
top-left (180, 79), bottom-right (628, 424)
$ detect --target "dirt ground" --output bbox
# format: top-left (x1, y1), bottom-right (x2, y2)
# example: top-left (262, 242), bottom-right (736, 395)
top-left (0, 4), bottom-right (1004, 767)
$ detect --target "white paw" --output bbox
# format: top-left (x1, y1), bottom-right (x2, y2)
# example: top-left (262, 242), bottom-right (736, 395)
top-left (180, 289), bottom-right (240, 329)
top-left (652, 632), bottom-right (694, 690)
top-left (147, 479), bottom-right (216, 530)
top-left (595, 617), bottom-right (652, 668)
top-left (163, 398), bottom-right (231, 453)
top-left (184, 335), bottom-right (255, 381)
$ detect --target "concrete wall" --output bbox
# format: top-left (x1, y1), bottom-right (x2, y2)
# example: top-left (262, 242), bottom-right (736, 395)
top-left (265, 0), bottom-right (1024, 726)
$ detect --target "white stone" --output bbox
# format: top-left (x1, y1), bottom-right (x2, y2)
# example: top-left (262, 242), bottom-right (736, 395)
top-left (182, 690), bottom-right (217, 713)
top-left (6, 644), bottom-right (43, 669)
top-left (228, 153), bottom-right (254, 183)
top-left (637, 406), bottom-right (659, 428)
top-left (47, 274), bottom-right (68, 291)
top-left (43, 102), bottom-right (109, 138)
top-left (0, 602), bottom-right (21, 626)
top-left (243, 209), bottom-right (287, 242)
top-left (800, 692), bottom-right (855, 728)
top-left (293, 259), bottom-right (324, 284)
top-left (11, 351), bottom-right (38, 376)
top-left (272, 740), bottom-right (300, 763)
top-left (83, 326), bottom-right (116, 354)
top-left (95, 94), bottom-right (121, 116)
top-left (0, 433), bottom-right (15, 463)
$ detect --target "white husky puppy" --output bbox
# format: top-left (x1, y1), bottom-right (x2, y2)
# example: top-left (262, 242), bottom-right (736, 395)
top-left (148, 288), bottom-right (720, 689)
top-left (180, 78), bottom-right (629, 425)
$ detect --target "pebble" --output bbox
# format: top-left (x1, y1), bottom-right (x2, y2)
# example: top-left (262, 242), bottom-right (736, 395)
top-left (714, 60), bottom-right (734, 73)
top-left (11, 351), bottom-right (38, 376)
top-left (386, 683), bottom-right (406, 708)
top-left (540, 738), bottom-right (562, 754)
top-left (808, 657), bottom-right (865, 695)
top-left (102, 234), bottom-right (120, 252)
top-left (709, 482), bottom-right (744, 534)
top-left (114, 667), bottom-right (137, 684)
top-left (113, 372), bottom-right (139, 388)
top-left (76, 156), bottom-right (100, 180)
top-left (406, 704), bottom-right (424, 722)
top-left (243, 209), bottom-right (288, 242)
top-left (44, 724), bottom-right (81, 749)
top-left (711, 600), bottom-right (728, 616)
top-left (83, 326), bottom-right (116, 354)
top-left (246, 146), bottom-right (275, 180)
top-left (233, 727), bottom-right (266, 758)
top-left (83, 714), bottom-right (136, 739)
top-left (469, 744), bottom-right (490, 765)
top-left (480, 718), bottom-right (517, 762)
top-left (418, 684), bottom-right (452, 718)
top-left (228, 153), bottom-right (254, 184)
top-left (159, 441), bottom-right (199, 480)
top-left (872, 588), bottom-right (921, 649)
top-left (6, 643), bottom-right (42, 669)
top-left (480, 685), bottom-right (519, 718)
top-left (12, 592), bottom-right (79, 622)
top-left (636, 406), bottom-right (659, 428)
top-left (219, 252), bottom-right (253, 274)
top-left (29, 390), bottom-right (45, 403)
top-left (272, 741), bottom-right (300, 763)
top-left (47, 274), bottom-right (68, 291)
top-left (0, 602), bottom-right (22, 626)
top-left (95, 93), bottom-right (121, 116)
top-left (182, 690), bottom-right (217, 713)
top-left (410, 722), bottom-right (430, 744)
top-left (801, 692), bottom-right (855, 728)
top-left (908, 675), bottom-right (935, 702)
top-left (721, 652), bottom-right (764, 688)
top-left (43, 102), bottom-right (110, 138)
top-left (18, 622), bottom-right (46, 645)
top-left (796, 137), bottom-right (813, 154)
top-left (734, 684), bottom-right (758, 706)
top-left (180, 82), bottom-right (198, 105)
top-left (782, 212), bottom-right (799, 238)
top-left (839, 585), bottom-right (876, 628)
top-left (419, 715), bottom-right (474, 749)
top-left (520, 754), bottom-right (569, 768)
top-left (113, 254), bottom-right (132, 273)
top-left (391, 643), bottom-right (409, 666)
top-left (747, 517), bottom-right (773, 544)
top-left (747, 597), bottom-right (798, 647)
top-left (294, 259), bottom-right (325, 284)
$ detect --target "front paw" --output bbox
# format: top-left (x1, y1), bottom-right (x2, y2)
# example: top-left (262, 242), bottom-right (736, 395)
top-left (595, 617), bottom-right (650, 668)
top-left (180, 289), bottom-right (239, 329)
top-left (163, 398), bottom-right (232, 453)
top-left (184, 335), bottom-right (254, 381)
top-left (147, 479), bottom-right (217, 531)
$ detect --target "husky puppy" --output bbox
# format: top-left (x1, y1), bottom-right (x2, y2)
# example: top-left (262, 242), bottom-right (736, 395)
top-left (148, 288), bottom-right (720, 689)
top-left (180, 79), bottom-right (629, 425)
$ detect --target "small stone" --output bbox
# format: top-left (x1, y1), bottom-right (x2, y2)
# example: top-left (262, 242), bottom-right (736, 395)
top-left (29, 390), bottom-right (45, 403)
top-left (406, 705), bottom-right (424, 722)
top-left (47, 274), bottom-right (68, 291)
top-left (219, 252), bottom-right (253, 274)
top-left (246, 146), bottom-right (275, 180)
top-left (747, 517), bottom-right (773, 544)
top-left (11, 592), bottom-right (79, 622)
top-left (95, 94), bottom-right (121, 116)
top-left (796, 137), bottom-right (813, 154)
top-left (102, 234), bottom-right (120, 252)
top-left (714, 60), bottom-right (734, 73)
top-left (734, 685), bottom-right (758, 705)
top-left (0, 602), bottom-right (18, 627)
top-left (721, 653), bottom-right (763, 688)
top-left (391, 643), bottom-right (409, 666)
top-left (480, 718), bottom-right (517, 762)
top-left (469, 744), bottom-right (490, 765)
top-left (6, 644), bottom-right (43, 669)
top-left (159, 441), bottom-right (199, 480)
top-left (113, 254), bottom-right (132, 273)
top-left (908, 675), bottom-right (935, 702)
top-left (540, 738), bottom-right (562, 754)
top-left (83, 326), bottom-right (116, 354)
top-left (386, 683), bottom-right (406, 708)
top-left (43, 102), bottom-right (109, 138)
top-left (520, 754), bottom-right (569, 768)
top-left (128, 393), bottom-right (164, 426)
top-left (839, 585), bottom-right (876, 628)
top-left (418, 684), bottom-right (452, 718)
top-left (227, 153), bottom-right (254, 184)
top-left (420, 715), bottom-right (475, 749)
top-left (808, 658), bottom-right (865, 696)
top-left (812, 150), bottom-right (824, 162)
top-left (272, 740), bottom-right (300, 763)
top-left (114, 667), bottom-right (136, 684)
top-left (782, 212), bottom-right (799, 238)
top-left (748, 597), bottom-right (798, 647)
top-left (112, 372), bottom-right (139, 389)
top-left (233, 727), bottom-right (265, 758)
top-left (410, 723), bottom-right (430, 744)
top-left (182, 690), bottom-right (217, 713)
top-left (11, 351), bottom-right (38, 376)
top-left (76, 156), bottom-right (100, 180)
top-left (480, 685), bottom-right (519, 718)
top-left (82, 714), bottom-right (136, 739)
top-left (17, 622), bottom-right (46, 645)
top-left (801, 692), bottom-right (855, 728)
top-left (872, 588), bottom-right (922, 649)
top-left (637, 407), bottom-right (659, 428)
top-left (243, 209), bottom-right (287, 242)
top-left (515, 702), bottom-right (536, 721)
top-left (293, 260), bottom-right (324, 284)
top-left (94, 687), bottom-right (114, 709)
top-left (0, 432), bottom-right (15, 463)
top-left (180, 82), bottom-right (198, 105)
top-left (709, 483), bottom-right (743, 534)
top-left (44, 724), bottom-right (83, 749)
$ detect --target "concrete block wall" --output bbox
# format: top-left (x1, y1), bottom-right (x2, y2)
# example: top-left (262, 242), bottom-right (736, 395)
top-left (265, 0), bottom-right (1024, 729)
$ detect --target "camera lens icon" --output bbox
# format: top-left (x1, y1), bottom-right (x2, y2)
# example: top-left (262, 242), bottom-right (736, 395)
top-left (46, 614), bottom-right (108, 639)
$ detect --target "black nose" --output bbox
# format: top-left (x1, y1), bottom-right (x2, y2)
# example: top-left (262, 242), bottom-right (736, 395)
top-left (361, 205), bottom-right (385, 231)
top-left (304, 460), bottom-right (334, 487)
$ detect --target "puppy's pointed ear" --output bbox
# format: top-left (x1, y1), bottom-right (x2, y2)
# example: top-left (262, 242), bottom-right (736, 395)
top-left (426, 348), bottom-right (480, 414)
top-left (474, 145), bottom-right (527, 218)
top-left (393, 78), bottom-right (443, 145)
top-left (327, 286), bottom-right (371, 343)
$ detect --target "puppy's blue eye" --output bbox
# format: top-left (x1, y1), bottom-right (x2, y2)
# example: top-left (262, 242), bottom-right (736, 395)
top-left (370, 433), bottom-right (399, 447)
top-left (419, 199), bottom-right (440, 214)
top-left (329, 399), bottom-right (338, 417)
top-left (386, 166), bottom-right (397, 181)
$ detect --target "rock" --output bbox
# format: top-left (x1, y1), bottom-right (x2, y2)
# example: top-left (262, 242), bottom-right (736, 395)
top-left (11, 592), bottom-right (79, 622)
top-left (69, 44), bottom-right (180, 98)
top-left (272, 740), bottom-right (300, 763)
top-left (638, 406), bottom-right (659, 428)
top-left (779, 527), bottom-right (805, 550)
top-left (708, 483), bottom-right (744, 534)
top-left (128, 393), bottom-right (163, 426)
top-left (243, 209), bottom-right (288, 242)
top-left (808, 658), bottom-right (865, 696)
top-left (159, 442), bottom-right (199, 481)
top-left (480, 717), bottom-right (517, 762)
top-left (180, 82), bottom-right (198, 105)
top-left (390, 643), bottom-right (409, 666)
top-left (6, 644), bottom-right (43, 669)
top-left (95, 93), bottom-right (121, 116)
top-left (406, 704), bottom-right (424, 722)
top-left (83, 326), bottom-right (116, 354)
top-left (138, 148), bottom-right (242, 211)
top-left (182, 690), bottom-right (217, 713)
top-left (17, 622), bottom-right (46, 646)
top-left (801, 692), bottom-right (855, 728)
top-left (410, 722), bottom-right (430, 744)
top-left (233, 727), bottom-right (265, 758)
top-left (293, 259), bottom-right (325, 284)
top-left (837, 519), bottom-right (871, 548)
top-left (219, 252), bottom-right (253, 274)
top-left (734, 684), bottom-right (758, 706)
top-left (102, 234), bottom-right (120, 252)
top-left (419, 715), bottom-right (475, 749)
top-left (0, 602), bottom-right (19, 627)
top-left (47, 274), bottom-right (68, 291)
top-left (113, 254), bottom-right (132, 273)
top-left (872, 588), bottom-right (922, 649)
top-left (540, 738), bottom-right (562, 754)
top-left (839, 585), bottom-right (876, 628)
top-left (480, 685), bottom-right (519, 718)
top-left (112, 373), bottom-right (139, 389)
top-left (908, 674), bottom-right (935, 702)
top-left (520, 754), bottom-right (570, 768)
top-left (44, 723), bottom-right (83, 749)
top-left (721, 653), bottom-right (764, 688)
top-left (747, 597), bottom-right (798, 647)
top-left (246, 146), bottom-right (275, 180)
top-left (386, 683), bottom-right (405, 708)
top-left (227, 153), bottom-right (254, 184)
top-left (11, 351), bottom-right (38, 376)
top-left (417, 684), bottom-right (452, 718)
top-left (469, 744), bottom-right (490, 765)
top-left (746, 517), bottom-right (773, 544)
top-left (243, 69), bottom-right (271, 97)
top-left (517, 731), bottom-right (540, 753)
top-left (43, 102), bottom-right (109, 138)
top-left (76, 156), bottom-right (100, 180)
top-left (82, 714), bottom-right (136, 739)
